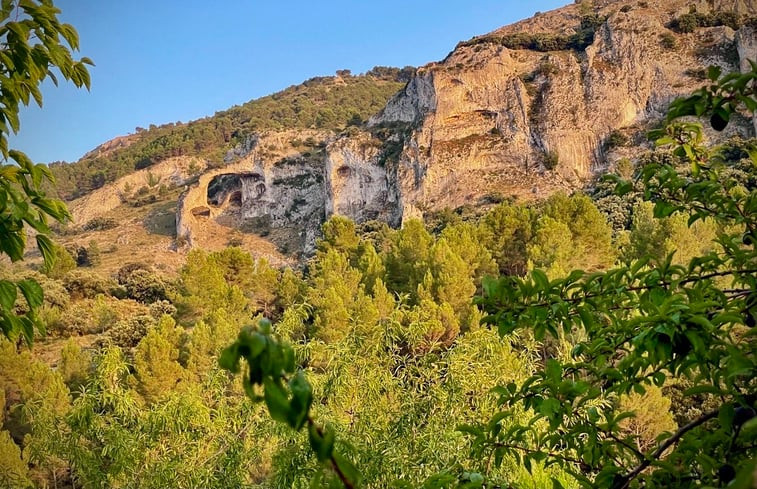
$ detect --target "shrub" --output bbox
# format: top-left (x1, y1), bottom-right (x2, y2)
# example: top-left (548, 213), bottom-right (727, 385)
top-left (115, 262), bottom-right (152, 284)
top-left (81, 217), bottom-right (118, 232)
top-left (660, 32), bottom-right (677, 50)
top-left (121, 269), bottom-right (170, 304)
top-left (670, 11), bottom-right (742, 33)
top-left (543, 150), bottom-right (560, 170)
top-left (148, 300), bottom-right (177, 319)
top-left (87, 241), bottom-right (101, 266)
top-left (63, 270), bottom-right (113, 299)
top-left (604, 129), bottom-right (629, 150)
top-left (109, 314), bottom-right (156, 348)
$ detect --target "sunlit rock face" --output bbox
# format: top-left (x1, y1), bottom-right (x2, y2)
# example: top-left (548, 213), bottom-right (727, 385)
top-left (171, 0), bottom-right (755, 255)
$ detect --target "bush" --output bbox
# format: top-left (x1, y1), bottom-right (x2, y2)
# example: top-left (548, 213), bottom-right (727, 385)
top-left (115, 262), bottom-right (152, 283)
top-left (81, 217), bottom-right (118, 232)
top-left (148, 300), bottom-right (177, 319)
top-left (458, 14), bottom-right (605, 53)
top-left (121, 269), bottom-right (170, 304)
top-left (63, 270), bottom-right (114, 299)
top-left (660, 32), bottom-right (677, 50)
top-left (670, 11), bottom-right (742, 33)
top-left (604, 130), bottom-right (629, 150)
top-left (109, 314), bottom-right (156, 348)
top-left (87, 241), bottom-right (101, 266)
top-left (543, 150), bottom-right (560, 170)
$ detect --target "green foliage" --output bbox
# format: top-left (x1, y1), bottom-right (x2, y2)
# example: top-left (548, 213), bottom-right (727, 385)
top-left (0, 430), bottom-right (29, 488)
top-left (659, 32), bottom-right (677, 50)
top-left (476, 63), bottom-right (757, 489)
top-left (618, 385), bottom-right (677, 453)
top-left (119, 267), bottom-right (170, 304)
top-left (133, 315), bottom-right (187, 403)
top-left (219, 318), bottom-right (362, 488)
top-left (81, 216), bottom-right (117, 232)
top-left (40, 243), bottom-right (75, 279)
top-left (622, 201), bottom-right (718, 266)
top-left (59, 338), bottom-right (89, 392)
top-left (0, 0), bottom-right (91, 343)
top-left (108, 313), bottom-right (155, 348)
top-left (543, 150), bottom-right (559, 170)
top-left (458, 14), bottom-right (606, 53)
top-left (604, 130), bottom-right (629, 150)
top-left (669, 10), bottom-right (743, 33)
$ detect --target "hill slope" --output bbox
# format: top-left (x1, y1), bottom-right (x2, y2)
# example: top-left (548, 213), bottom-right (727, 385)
top-left (56, 0), bottom-right (757, 267)
top-left (49, 68), bottom-right (411, 200)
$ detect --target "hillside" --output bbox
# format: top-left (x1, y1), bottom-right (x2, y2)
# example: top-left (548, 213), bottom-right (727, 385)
top-left (48, 67), bottom-right (412, 201)
top-left (50, 0), bottom-right (757, 266)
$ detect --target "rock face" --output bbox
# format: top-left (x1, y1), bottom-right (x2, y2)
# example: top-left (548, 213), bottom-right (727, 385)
top-left (73, 0), bottom-right (757, 257)
top-left (370, 0), bottom-right (757, 219)
top-left (176, 130), bottom-right (397, 255)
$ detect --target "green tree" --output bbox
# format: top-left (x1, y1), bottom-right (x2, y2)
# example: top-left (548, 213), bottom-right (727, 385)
top-left (0, 0), bottom-right (92, 342)
top-left (0, 430), bottom-right (29, 488)
top-left (133, 315), bottom-right (187, 403)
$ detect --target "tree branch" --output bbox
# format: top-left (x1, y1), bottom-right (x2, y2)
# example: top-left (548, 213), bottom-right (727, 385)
top-left (492, 442), bottom-right (591, 469)
top-left (613, 408), bottom-right (720, 489)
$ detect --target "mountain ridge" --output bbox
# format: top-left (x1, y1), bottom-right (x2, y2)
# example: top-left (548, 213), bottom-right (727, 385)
top-left (53, 0), bottom-right (757, 268)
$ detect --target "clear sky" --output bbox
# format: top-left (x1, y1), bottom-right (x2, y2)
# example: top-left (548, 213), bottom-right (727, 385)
top-left (11, 0), bottom-right (568, 163)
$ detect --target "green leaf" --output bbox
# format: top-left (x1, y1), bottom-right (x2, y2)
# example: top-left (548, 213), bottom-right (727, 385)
top-left (288, 371), bottom-right (313, 430)
top-left (332, 451), bottom-right (361, 487)
top-left (17, 278), bottom-right (43, 309)
top-left (577, 306), bottom-right (594, 329)
top-left (707, 65), bottom-right (722, 81)
top-left (263, 377), bottom-right (290, 424)
top-left (683, 385), bottom-right (722, 396)
top-left (532, 269), bottom-right (549, 290)
top-left (35, 234), bottom-right (56, 267)
top-left (719, 403), bottom-right (735, 432)
top-left (218, 345), bottom-right (241, 373)
top-left (545, 359), bottom-right (561, 383)
top-left (0, 280), bottom-right (17, 311)
top-left (308, 423), bottom-right (335, 463)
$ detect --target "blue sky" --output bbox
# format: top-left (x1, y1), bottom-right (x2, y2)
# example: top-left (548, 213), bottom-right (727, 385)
top-left (11, 0), bottom-right (568, 163)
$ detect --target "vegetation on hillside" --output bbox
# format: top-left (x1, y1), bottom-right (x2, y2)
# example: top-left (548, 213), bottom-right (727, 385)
top-left (48, 68), bottom-right (412, 200)
top-left (3, 138), bottom-right (752, 486)
top-left (456, 12), bottom-right (606, 53)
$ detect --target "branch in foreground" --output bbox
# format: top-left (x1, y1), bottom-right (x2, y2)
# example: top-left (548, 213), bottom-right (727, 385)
top-left (613, 408), bottom-right (720, 489)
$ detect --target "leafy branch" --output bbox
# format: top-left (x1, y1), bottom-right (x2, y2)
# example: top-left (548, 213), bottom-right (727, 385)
top-left (219, 318), bottom-right (361, 488)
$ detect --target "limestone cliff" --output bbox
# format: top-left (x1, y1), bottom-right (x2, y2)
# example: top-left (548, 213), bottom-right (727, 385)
top-left (71, 0), bottom-right (757, 258)
top-left (371, 0), bottom-right (757, 219)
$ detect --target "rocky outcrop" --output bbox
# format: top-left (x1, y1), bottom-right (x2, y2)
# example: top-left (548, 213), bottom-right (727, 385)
top-left (72, 0), bottom-right (757, 257)
top-left (371, 0), bottom-right (756, 219)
